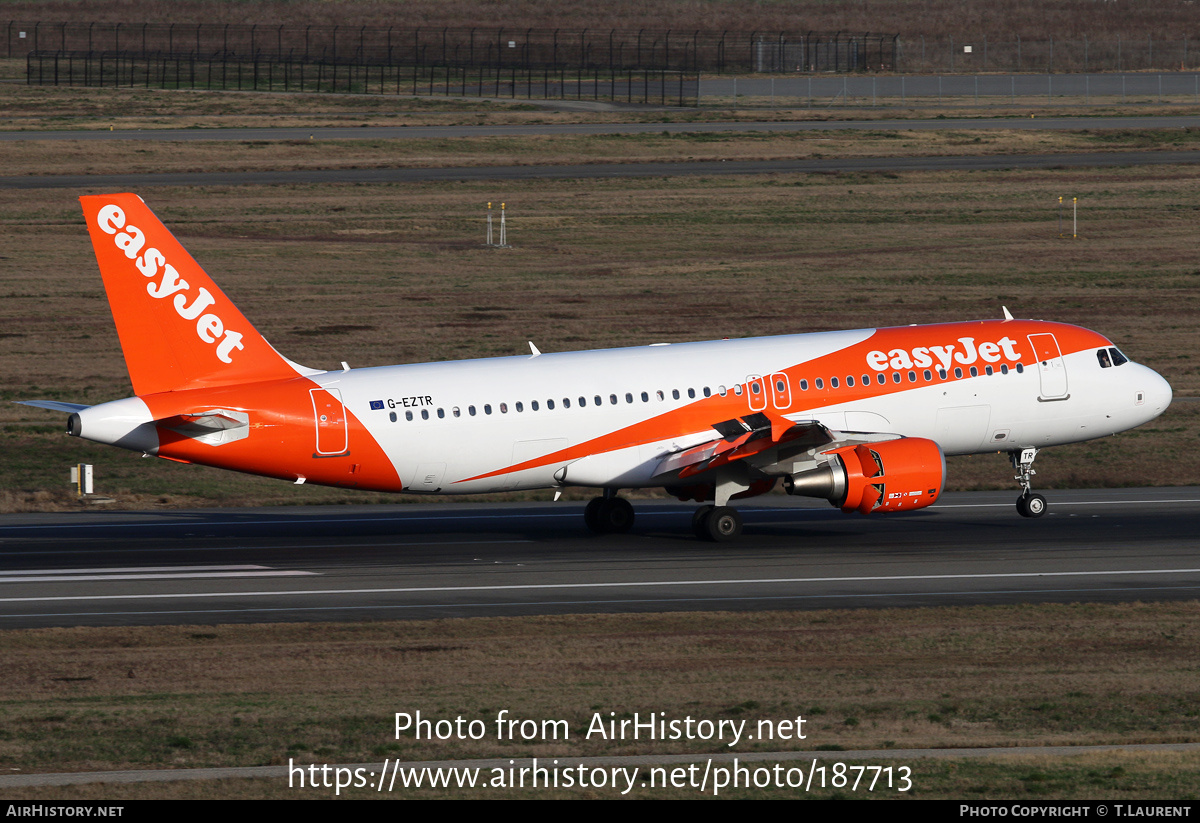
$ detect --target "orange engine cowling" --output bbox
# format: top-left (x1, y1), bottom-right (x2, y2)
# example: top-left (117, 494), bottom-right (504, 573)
top-left (782, 437), bottom-right (945, 515)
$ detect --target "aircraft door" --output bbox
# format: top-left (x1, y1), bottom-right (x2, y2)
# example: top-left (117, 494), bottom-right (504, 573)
top-left (1027, 333), bottom-right (1069, 400)
top-left (747, 375), bottom-right (767, 412)
top-left (770, 372), bottom-right (792, 410)
top-left (310, 387), bottom-right (348, 455)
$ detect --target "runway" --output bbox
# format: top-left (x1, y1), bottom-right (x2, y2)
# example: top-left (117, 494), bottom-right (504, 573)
top-left (0, 487), bottom-right (1197, 628)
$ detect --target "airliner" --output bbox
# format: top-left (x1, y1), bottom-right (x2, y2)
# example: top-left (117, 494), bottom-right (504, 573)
top-left (19, 194), bottom-right (1173, 541)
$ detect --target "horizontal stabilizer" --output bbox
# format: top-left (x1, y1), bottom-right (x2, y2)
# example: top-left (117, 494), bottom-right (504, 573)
top-left (15, 400), bottom-right (91, 413)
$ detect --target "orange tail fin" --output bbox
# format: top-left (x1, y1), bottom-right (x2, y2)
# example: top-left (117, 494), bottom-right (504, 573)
top-left (81, 193), bottom-right (305, 396)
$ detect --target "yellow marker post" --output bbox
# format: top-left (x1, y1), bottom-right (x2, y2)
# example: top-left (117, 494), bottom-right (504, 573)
top-left (1073, 197), bottom-right (1078, 239)
top-left (1058, 196), bottom-right (1063, 237)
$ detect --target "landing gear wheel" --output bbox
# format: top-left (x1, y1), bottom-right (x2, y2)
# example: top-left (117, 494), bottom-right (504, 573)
top-left (587, 497), bottom-right (634, 534)
top-left (704, 506), bottom-right (743, 542)
top-left (601, 498), bottom-right (635, 533)
top-left (691, 505), bottom-right (716, 539)
top-left (584, 497), bottom-right (606, 533)
top-left (1016, 493), bottom-right (1047, 518)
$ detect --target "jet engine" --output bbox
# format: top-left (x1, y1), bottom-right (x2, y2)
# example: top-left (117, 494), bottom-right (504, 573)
top-left (782, 438), bottom-right (945, 514)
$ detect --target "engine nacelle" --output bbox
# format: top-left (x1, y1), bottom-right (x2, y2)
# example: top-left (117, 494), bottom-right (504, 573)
top-left (782, 437), bottom-right (945, 514)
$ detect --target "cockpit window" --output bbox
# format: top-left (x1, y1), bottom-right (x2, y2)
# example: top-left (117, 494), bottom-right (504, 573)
top-left (1098, 347), bottom-right (1129, 368)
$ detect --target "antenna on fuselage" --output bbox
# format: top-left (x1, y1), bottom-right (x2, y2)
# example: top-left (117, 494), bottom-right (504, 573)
top-left (1002, 306), bottom-right (1014, 321)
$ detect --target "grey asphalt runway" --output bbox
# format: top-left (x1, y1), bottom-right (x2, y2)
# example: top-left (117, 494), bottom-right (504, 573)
top-left (1, 487), bottom-right (1197, 628)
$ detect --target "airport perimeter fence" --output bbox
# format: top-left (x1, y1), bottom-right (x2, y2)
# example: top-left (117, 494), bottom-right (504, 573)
top-left (25, 50), bottom-right (698, 106)
top-left (6, 22), bottom-right (897, 74)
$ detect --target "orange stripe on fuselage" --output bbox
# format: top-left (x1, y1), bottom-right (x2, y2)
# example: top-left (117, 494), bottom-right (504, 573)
top-left (458, 319), bottom-right (1110, 484)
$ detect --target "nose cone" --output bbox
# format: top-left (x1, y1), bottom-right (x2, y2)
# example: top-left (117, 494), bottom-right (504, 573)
top-left (1138, 364), bottom-right (1173, 422)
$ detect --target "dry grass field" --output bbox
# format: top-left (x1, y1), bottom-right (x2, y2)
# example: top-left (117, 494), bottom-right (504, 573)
top-left (2, 603), bottom-right (1199, 798)
top-left (4, 0), bottom-right (1198, 41)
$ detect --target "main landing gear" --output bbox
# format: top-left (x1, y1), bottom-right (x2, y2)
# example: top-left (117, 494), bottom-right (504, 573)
top-left (1010, 447), bottom-right (1047, 518)
top-left (583, 492), bottom-right (745, 541)
top-left (691, 505), bottom-right (743, 542)
top-left (584, 493), bottom-right (634, 534)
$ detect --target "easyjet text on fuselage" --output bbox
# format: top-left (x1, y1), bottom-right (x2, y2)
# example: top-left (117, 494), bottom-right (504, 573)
top-left (865, 336), bottom-right (1021, 372)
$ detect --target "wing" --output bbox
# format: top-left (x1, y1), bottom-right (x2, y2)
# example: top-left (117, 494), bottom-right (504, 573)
top-left (652, 411), bottom-right (900, 483)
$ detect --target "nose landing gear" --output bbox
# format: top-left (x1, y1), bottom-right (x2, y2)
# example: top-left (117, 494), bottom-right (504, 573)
top-left (1011, 448), bottom-right (1047, 518)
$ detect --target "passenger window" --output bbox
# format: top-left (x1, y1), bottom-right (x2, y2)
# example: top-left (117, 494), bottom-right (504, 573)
top-left (515, 402), bottom-right (523, 412)
top-left (846, 376), bottom-right (855, 387)
top-left (421, 409), bottom-right (429, 420)
top-left (610, 394), bottom-right (618, 405)
top-left (641, 392), bottom-right (649, 402)
top-left (500, 403), bottom-right (508, 414)
top-left (595, 395), bottom-right (602, 406)
top-left (923, 369), bottom-right (932, 381)
top-left (703, 387), bottom-right (711, 397)
top-left (548, 399), bottom-right (556, 410)
top-left (892, 372), bottom-right (901, 384)
top-left (799, 379), bottom-right (808, 391)
top-left (626, 393), bottom-right (633, 404)
top-left (532, 400), bottom-right (539, 411)
top-left (1000, 365), bottom-right (1009, 375)
top-left (672, 389), bottom-right (680, 400)
top-left (656, 390), bottom-right (665, 401)
top-left (954, 368), bottom-right (963, 379)
top-left (406, 410), bottom-right (413, 421)
top-left (468, 405), bottom-right (476, 416)
top-left (969, 366), bottom-right (978, 377)
top-left (815, 378), bottom-right (824, 389)
top-left (389, 411), bottom-right (397, 422)
top-left (877, 374), bottom-right (886, 385)
top-left (453, 407), bottom-right (461, 417)
top-left (830, 377), bottom-right (839, 388)
top-left (1016, 364), bottom-right (1024, 374)
top-left (688, 388), bottom-right (696, 399)
top-left (908, 371), bottom-right (916, 382)
top-left (563, 398), bottom-right (571, 408)
top-left (437, 408), bottom-right (445, 418)
top-left (484, 404), bottom-right (492, 415)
